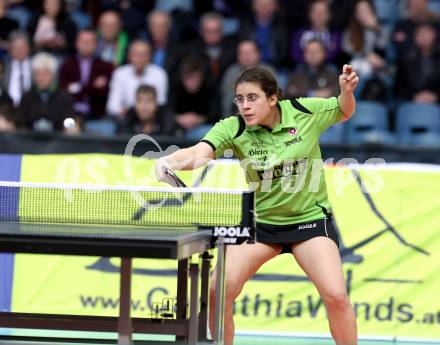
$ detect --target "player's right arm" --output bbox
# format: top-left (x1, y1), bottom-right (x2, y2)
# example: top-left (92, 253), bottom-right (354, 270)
top-left (155, 142), bottom-right (215, 183)
top-left (155, 116), bottom-right (239, 185)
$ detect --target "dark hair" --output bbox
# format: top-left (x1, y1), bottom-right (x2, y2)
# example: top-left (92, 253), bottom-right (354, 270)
top-left (349, 0), bottom-right (377, 52)
top-left (234, 66), bottom-right (282, 99)
top-left (136, 84), bottom-right (157, 99)
top-left (180, 55), bottom-right (205, 76)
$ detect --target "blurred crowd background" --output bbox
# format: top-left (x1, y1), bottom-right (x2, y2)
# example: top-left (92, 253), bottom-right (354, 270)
top-left (1, 0), bottom-right (440, 147)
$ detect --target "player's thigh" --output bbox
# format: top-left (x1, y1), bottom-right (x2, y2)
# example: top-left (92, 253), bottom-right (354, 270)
top-left (291, 236), bottom-right (346, 297)
top-left (212, 242), bottom-right (281, 290)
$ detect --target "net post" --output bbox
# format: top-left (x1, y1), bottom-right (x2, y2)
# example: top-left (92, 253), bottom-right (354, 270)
top-left (240, 191), bottom-right (256, 243)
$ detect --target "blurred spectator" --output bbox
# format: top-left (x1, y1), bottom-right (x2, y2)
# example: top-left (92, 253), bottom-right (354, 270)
top-left (330, 0), bottom-right (357, 31)
top-left (393, 0), bottom-right (440, 56)
top-left (20, 52), bottom-right (75, 131)
top-left (193, 0), bottom-right (248, 36)
top-left (0, 59), bottom-right (13, 106)
top-left (4, 31), bottom-right (32, 106)
top-left (221, 40), bottom-right (276, 115)
top-left (290, 0), bottom-right (342, 65)
top-left (99, 0), bottom-right (153, 39)
top-left (106, 40), bottom-right (168, 117)
top-left (239, 0), bottom-right (288, 68)
top-left (169, 55), bottom-right (218, 140)
top-left (60, 29), bottom-right (113, 119)
top-left (27, 0), bottom-right (77, 55)
top-left (286, 39), bottom-right (339, 99)
top-left (4, 1), bottom-right (36, 30)
top-left (144, 10), bottom-right (178, 73)
top-left (180, 12), bottom-right (236, 86)
top-left (118, 84), bottom-right (175, 135)
top-left (342, 0), bottom-right (390, 99)
top-left (96, 10), bottom-right (128, 66)
top-left (0, 0), bottom-right (19, 56)
top-left (395, 22), bottom-right (440, 104)
top-left (0, 104), bottom-right (18, 131)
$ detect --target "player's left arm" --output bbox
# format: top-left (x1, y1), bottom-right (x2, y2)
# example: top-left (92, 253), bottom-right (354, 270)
top-left (337, 64), bottom-right (359, 122)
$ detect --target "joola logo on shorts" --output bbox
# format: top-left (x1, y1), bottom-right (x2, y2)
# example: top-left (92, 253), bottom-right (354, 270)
top-left (213, 226), bottom-right (251, 244)
top-left (298, 223), bottom-right (317, 230)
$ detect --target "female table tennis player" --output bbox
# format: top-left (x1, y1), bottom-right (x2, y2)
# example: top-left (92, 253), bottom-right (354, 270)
top-left (155, 65), bottom-right (359, 345)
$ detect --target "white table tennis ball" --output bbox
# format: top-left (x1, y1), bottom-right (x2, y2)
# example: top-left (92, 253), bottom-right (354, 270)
top-left (63, 117), bottom-right (76, 129)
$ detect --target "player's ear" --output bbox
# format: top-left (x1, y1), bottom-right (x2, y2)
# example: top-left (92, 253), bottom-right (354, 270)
top-left (268, 94), bottom-right (278, 106)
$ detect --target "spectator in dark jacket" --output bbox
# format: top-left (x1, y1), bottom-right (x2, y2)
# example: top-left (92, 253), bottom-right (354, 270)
top-left (169, 55), bottom-right (219, 140)
top-left (239, 0), bottom-right (288, 68)
top-left (118, 84), bottom-right (175, 136)
top-left (60, 29), bottom-right (113, 119)
top-left (286, 39), bottom-right (339, 99)
top-left (20, 52), bottom-right (75, 131)
top-left (395, 22), bottom-right (440, 104)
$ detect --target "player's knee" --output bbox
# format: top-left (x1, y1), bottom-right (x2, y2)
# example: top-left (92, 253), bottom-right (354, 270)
top-left (322, 291), bottom-right (350, 312)
top-left (210, 277), bottom-right (243, 304)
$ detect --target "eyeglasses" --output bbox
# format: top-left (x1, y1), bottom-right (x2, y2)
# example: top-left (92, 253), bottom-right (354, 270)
top-left (233, 94), bottom-right (260, 106)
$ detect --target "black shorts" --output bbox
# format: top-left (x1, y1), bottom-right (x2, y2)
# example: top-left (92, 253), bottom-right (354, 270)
top-left (256, 217), bottom-right (340, 254)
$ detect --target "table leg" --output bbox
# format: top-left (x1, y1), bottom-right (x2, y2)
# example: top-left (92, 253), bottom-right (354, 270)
top-left (214, 239), bottom-right (225, 344)
top-left (176, 258), bottom-right (189, 341)
top-left (188, 262), bottom-right (200, 344)
top-left (118, 257), bottom-right (133, 345)
top-left (199, 251), bottom-right (212, 341)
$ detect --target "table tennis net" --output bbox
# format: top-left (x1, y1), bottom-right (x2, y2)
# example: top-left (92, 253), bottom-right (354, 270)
top-left (0, 182), bottom-right (253, 228)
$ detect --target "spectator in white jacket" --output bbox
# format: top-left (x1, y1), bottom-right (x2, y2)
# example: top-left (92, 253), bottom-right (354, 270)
top-left (106, 39), bottom-right (168, 117)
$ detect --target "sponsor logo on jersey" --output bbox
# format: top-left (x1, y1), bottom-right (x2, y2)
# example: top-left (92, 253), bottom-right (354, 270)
top-left (250, 140), bottom-right (265, 147)
top-left (285, 137), bottom-right (303, 147)
top-left (255, 159), bottom-right (307, 180)
top-left (248, 149), bottom-right (269, 156)
top-left (289, 127), bottom-right (298, 136)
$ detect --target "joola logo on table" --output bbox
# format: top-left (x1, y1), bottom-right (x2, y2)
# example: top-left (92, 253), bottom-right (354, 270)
top-left (248, 149), bottom-right (268, 156)
top-left (214, 226), bottom-right (251, 244)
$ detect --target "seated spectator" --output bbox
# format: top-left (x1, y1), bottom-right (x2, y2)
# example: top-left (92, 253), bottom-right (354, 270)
top-left (27, 0), bottom-right (77, 55)
top-left (143, 10), bottom-right (178, 73)
top-left (221, 40), bottom-right (276, 115)
top-left (393, 0), bottom-right (440, 57)
top-left (239, 0), bottom-right (288, 68)
top-left (169, 55), bottom-right (218, 140)
top-left (60, 29), bottom-right (114, 119)
top-left (0, 59), bottom-right (13, 106)
top-left (20, 52), bottom-right (75, 131)
top-left (4, 31), bottom-right (32, 106)
top-left (106, 40), bottom-right (168, 117)
top-left (342, 0), bottom-right (390, 99)
top-left (178, 12), bottom-right (236, 86)
top-left (0, 0), bottom-right (19, 57)
top-left (99, 0), bottom-right (152, 39)
top-left (290, 0), bottom-right (342, 65)
top-left (0, 104), bottom-right (19, 131)
top-left (96, 10), bottom-right (129, 66)
top-left (286, 39), bottom-right (339, 99)
top-left (395, 22), bottom-right (440, 104)
top-left (118, 85), bottom-right (175, 135)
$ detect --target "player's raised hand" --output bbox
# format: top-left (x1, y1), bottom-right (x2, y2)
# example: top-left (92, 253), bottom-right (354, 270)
top-left (339, 64), bottom-right (359, 93)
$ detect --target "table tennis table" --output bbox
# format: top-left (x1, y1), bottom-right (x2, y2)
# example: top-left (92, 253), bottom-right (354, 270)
top-left (0, 182), bottom-right (255, 345)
